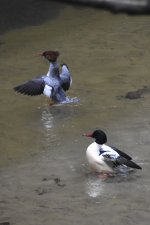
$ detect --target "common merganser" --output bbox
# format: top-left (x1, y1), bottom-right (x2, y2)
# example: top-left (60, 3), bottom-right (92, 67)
top-left (43, 53), bottom-right (72, 92)
top-left (84, 129), bottom-right (142, 173)
top-left (41, 51), bottom-right (72, 92)
top-left (14, 51), bottom-right (67, 104)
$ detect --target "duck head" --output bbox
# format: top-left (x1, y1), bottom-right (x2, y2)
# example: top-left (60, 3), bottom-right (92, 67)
top-left (83, 129), bottom-right (107, 144)
top-left (40, 50), bottom-right (60, 62)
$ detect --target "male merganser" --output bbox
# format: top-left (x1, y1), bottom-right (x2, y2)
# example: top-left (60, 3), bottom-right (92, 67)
top-left (14, 51), bottom-right (67, 103)
top-left (84, 129), bottom-right (142, 173)
top-left (60, 63), bottom-right (72, 91)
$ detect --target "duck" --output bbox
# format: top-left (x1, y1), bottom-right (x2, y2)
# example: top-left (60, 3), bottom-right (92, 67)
top-left (83, 129), bottom-right (142, 173)
top-left (43, 53), bottom-right (72, 92)
top-left (14, 51), bottom-right (67, 104)
top-left (41, 52), bottom-right (72, 92)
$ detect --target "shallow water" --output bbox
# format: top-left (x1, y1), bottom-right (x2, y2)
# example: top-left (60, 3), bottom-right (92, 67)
top-left (0, 1), bottom-right (150, 225)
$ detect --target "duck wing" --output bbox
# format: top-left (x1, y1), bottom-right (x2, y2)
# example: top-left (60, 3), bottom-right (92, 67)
top-left (60, 64), bottom-right (72, 91)
top-left (14, 78), bottom-right (45, 96)
top-left (52, 87), bottom-right (67, 103)
top-left (103, 154), bottom-right (142, 170)
top-left (116, 156), bottom-right (142, 169)
top-left (111, 146), bottom-right (132, 160)
top-left (100, 154), bottom-right (117, 169)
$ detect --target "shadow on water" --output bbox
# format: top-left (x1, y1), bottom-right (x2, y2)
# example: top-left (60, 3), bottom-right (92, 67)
top-left (0, 0), bottom-right (65, 34)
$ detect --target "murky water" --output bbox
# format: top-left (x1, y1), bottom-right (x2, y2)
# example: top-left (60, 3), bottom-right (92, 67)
top-left (0, 1), bottom-right (150, 225)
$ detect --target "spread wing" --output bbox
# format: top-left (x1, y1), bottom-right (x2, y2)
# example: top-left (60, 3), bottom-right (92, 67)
top-left (60, 64), bottom-right (72, 91)
top-left (14, 78), bottom-right (45, 96)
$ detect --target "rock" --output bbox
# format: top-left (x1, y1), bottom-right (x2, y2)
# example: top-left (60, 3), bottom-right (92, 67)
top-left (125, 90), bottom-right (143, 99)
top-left (54, 178), bottom-right (66, 187)
top-left (35, 187), bottom-right (52, 195)
top-left (53, 0), bottom-right (150, 14)
top-left (124, 86), bottom-right (150, 99)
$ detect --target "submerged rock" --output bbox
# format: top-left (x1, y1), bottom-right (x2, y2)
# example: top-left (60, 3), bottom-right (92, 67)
top-left (117, 86), bottom-right (150, 100)
top-left (53, 0), bottom-right (150, 14)
top-left (125, 90), bottom-right (143, 99)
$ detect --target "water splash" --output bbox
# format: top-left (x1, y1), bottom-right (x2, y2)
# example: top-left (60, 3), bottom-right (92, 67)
top-left (60, 96), bottom-right (80, 105)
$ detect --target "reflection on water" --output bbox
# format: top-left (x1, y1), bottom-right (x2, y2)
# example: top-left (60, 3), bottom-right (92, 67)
top-left (86, 174), bottom-right (105, 198)
top-left (41, 110), bottom-right (54, 130)
top-left (85, 169), bottom-right (140, 198)
top-left (40, 109), bottom-right (57, 147)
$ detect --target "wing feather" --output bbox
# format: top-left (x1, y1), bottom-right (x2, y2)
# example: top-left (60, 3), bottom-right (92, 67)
top-left (60, 64), bottom-right (72, 91)
top-left (116, 156), bottom-right (142, 169)
top-left (14, 78), bottom-right (45, 96)
top-left (103, 154), bottom-right (142, 170)
top-left (111, 146), bottom-right (132, 160)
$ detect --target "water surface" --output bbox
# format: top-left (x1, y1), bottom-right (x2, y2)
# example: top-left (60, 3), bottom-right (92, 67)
top-left (0, 1), bottom-right (150, 225)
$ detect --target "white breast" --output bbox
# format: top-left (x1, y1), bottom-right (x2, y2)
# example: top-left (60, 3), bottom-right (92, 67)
top-left (43, 85), bottom-right (52, 97)
top-left (86, 142), bottom-right (113, 173)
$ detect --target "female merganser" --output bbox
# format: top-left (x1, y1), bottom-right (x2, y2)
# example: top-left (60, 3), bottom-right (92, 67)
top-left (14, 51), bottom-right (67, 103)
top-left (41, 51), bottom-right (72, 92)
top-left (43, 53), bottom-right (72, 92)
top-left (84, 129), bottom-right (142, 173)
